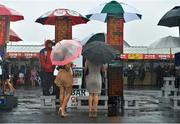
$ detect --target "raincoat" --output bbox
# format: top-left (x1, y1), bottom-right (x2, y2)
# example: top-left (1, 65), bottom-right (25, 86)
top-left (39, 40), bottom-right (54, 72)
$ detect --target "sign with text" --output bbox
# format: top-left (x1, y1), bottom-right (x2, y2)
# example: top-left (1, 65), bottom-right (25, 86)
top-left (107, 16), bottom-right (124, 53)
top-left (55, 17), bottom-right (72, 43)
top-left (6, 52), bottom-right (39, 58)
top-left (73, 67), bottom-right (83, 85)
top-left (120, 53), bottom-right (174, 60)
top-left (0, 17), bottom-right (6, 46)
top-left (67, 89), bottom-right (89, 108)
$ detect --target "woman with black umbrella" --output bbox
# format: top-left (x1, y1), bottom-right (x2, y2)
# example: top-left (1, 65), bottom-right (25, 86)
top-left (84, 60), bottom-right (105, 118)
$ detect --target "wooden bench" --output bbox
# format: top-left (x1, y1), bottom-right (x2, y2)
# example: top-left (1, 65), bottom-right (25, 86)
top-left (40, 95), bottom-right (56, 109)
top-left (76, 96), bottom-right (108, 110)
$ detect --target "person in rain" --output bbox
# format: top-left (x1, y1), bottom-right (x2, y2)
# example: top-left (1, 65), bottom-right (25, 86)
top-left (1, 57), bottom-right (16, 95)
top-left (84, 60), bottom-right (105, 118)
top-left (30, 66), bottom-right (37, 87)
top-left (127, 65), bottom-right (135, 89)
top-left (39, 39), bottom-right (55, 95)
top-left (54, 62), bottom-right (73, 117)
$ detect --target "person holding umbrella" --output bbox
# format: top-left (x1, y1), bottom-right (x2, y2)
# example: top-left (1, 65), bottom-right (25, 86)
top-left (84, 60), bottom-right (105, 118)
top-left (54, 62), bottom-right (73, 117)
top-left (51, 39), bottom-right (82, 117)
top-left (82, 41), bottom-right (116, 117)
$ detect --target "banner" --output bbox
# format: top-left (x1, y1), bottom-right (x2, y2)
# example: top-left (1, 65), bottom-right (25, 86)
top-left (128, 53), bottom-right (143, 59)
top-left (6, 52), bottom-right (39, 58)
top-left (120, 53), bottom-right (174, 60)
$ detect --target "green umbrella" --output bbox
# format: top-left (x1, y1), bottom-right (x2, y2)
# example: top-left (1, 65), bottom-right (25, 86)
top-left (86, 0), bottom-right (142, 22)
top-left (82, 32), bottom-right (131, 47)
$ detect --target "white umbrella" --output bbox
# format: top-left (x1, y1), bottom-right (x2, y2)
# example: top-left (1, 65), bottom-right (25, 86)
top-left (149, 36), bottom-right (180, 49)
top-left (86, 1), bottom-right (142, 23)
top-left (149, 36), bottom-right (180, 58)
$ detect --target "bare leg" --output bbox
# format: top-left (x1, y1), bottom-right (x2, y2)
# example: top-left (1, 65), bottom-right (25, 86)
top-left (59, 86), bottom-right (65, 108)
top-left (33, 80), bottom-right (35, 87)
top-left (61, 87), bottom-right (72, 116)
top-left (93, 93), bottom-right (99, 117)
top-left (88, 93), bottom-right (93, 112)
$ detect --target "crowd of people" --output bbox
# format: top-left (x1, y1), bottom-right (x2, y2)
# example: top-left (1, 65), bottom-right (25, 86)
top-left (0, 59), bottom-right (42, 96)
top-left (123, 63), bottom-right (179, 89)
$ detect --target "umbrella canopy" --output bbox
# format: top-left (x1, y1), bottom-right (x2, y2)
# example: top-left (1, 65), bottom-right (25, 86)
top-left (158, 6), bottom-right (180, 37)
top-left (86, 0), bottom-right (142, 23)
top-left (9, 29), bottom-right (22, 42)
top-left (35, 8), bottom-right (89, 26)
top-left (50, 39), bottom-right (82, 65)
top-left (82, 32), bottom-right (131, 47)
top-left (149, 36), bottom-right (180, 49)
top-left (82, 41), bottom-right (116, 65)
top-left (158, 6), bottom-right (180, 27)
top-left (0, 4), bottom-right (24, 21)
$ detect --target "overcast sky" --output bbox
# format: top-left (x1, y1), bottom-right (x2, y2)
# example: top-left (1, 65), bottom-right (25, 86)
top-left (1, 0), bottom-right (180, 46)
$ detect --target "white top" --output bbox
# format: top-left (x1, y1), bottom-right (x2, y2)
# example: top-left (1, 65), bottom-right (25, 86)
top-left (0, 65), bottom-right (2, 75)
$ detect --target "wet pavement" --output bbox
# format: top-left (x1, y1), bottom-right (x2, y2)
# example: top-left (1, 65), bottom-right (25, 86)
top-left (0, 86), bottom-right (180, 123)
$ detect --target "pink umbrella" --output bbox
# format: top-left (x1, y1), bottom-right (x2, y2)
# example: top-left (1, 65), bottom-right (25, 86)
top-left (0, 4), bottom-right (24, 21)
top-left (9, 29), bottom-right (22, 42)
top-left (50, 39), bottom-right (82, 65)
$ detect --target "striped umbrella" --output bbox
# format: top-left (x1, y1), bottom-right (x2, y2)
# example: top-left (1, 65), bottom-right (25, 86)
top-left (9, 29), bottom-right (22, 42)
top-left (35, 8), bottom-right (89, 26)
top-left (86, 0), bottom-right (142, 23)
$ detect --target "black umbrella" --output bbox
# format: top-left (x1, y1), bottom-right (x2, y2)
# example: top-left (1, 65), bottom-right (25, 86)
top-left (82, 32), bottom-right (131, 47)
top-left (82, 41), bottom-right (116, 65)
top-left (158, 6), bottom-right (180, 37)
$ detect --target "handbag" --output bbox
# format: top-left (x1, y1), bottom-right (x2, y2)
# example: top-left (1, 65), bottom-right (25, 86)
top-left (54, 69), bottom-right (63, 86)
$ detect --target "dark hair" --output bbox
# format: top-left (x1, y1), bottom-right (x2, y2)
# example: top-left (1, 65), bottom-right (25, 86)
top-left (56, 66), bottom-right (65, 70)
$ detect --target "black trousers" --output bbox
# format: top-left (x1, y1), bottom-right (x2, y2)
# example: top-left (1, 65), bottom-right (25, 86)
top-left (41, 71), bottom-right (54, 95)
top-left (41, 71), bottom-right (59, 97)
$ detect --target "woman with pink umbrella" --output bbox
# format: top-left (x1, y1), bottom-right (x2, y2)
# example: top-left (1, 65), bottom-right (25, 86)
top-left (52, 39), bottom-right (82, 117)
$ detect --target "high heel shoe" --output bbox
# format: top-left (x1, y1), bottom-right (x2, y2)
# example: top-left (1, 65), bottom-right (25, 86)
top-left (92, 111), bottom-right (97, 118)
top-left (88, 111), bottom-right (93, 117)
top-left (58, 108), bottom-right (68, 117)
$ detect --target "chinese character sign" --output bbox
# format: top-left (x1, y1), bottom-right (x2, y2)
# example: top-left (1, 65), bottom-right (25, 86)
top-left (107, 16), bottom-right (124, 54)
top-left (55, 17), bottom-right (72, 43)
top-left (0, 17), bottom-right (6, 46)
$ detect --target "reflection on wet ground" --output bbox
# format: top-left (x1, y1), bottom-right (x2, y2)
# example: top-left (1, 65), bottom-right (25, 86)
top-left (0, 86), bottom-right (180, 123)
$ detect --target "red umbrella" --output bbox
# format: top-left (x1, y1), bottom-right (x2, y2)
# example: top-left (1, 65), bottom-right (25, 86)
top-left (9, 29), bottom-right (22, 42)
top-left (0, 4), bottom-right (24, 21)
top-left (35, 8), bottom-right (89, 25)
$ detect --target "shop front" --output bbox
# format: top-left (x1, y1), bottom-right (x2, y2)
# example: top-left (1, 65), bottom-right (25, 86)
top-left (121, 53), bottom-right (175, 87)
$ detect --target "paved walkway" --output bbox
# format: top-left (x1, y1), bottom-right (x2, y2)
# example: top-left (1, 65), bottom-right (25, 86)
top-left (0, 86), bottom-right (180, 123)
